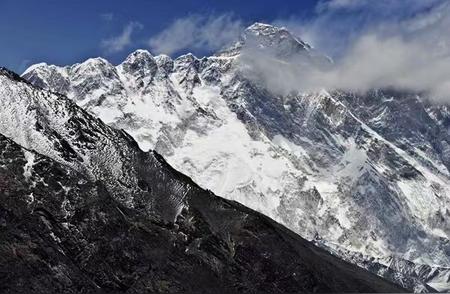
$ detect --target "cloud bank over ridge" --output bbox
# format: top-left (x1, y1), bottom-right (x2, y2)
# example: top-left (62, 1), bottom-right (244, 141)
top-left (240, 0), bottom-right (450, 102)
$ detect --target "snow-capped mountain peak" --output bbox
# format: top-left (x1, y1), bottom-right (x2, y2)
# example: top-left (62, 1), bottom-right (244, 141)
top-left (220, 22), bottom-right (311, 58)
top-left (244, 22), bottom-right (310, 49)
top-left (120, 49), bottom-right (158, 79)
top-left (21, 23), bottom-right (450, 291)
top-left (154, 54), bottom-right (174, 74)
top-left (71, 57), bottom-right (117, 80)
top-left (21, 62), bottom-right (49, 76)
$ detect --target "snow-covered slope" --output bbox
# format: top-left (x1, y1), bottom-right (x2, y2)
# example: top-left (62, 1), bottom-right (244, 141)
top-left (22, 23), bottom-right (450, 291)
top-left (0, 68), bottom-right (189, 223)
top-left (0, 68), bottom-right (406, 293)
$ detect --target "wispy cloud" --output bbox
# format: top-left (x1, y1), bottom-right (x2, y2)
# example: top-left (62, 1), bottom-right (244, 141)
top-left (148, 14), bottom-right (242, 55)
top-left (17, 59), bottom-right (31, 74)
top-left (100, 12), bottom-right (114, 22)
top-left (240, 0), bottom-right (450, 102)
top-left (277, 0), bottom-right (448, 57)
top-left (101, 21), bottom-right (143, 54)
top-left (315, 0), bottom-right (441, 14)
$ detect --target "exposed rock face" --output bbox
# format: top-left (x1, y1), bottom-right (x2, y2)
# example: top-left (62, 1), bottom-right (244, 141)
top-left (0, 68), bottom-right (405, 293)
top-left (22, 23), bottom-right (450, 291)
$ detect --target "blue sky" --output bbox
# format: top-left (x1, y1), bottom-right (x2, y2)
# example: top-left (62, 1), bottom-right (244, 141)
top-left (0, 0), bottom-right (318, 72)
top-left (1, 0), bottom-right (448, 75)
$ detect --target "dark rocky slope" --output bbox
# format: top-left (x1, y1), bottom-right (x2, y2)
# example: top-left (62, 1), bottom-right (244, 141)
top-left (0, 68), bottom-right (406, 293)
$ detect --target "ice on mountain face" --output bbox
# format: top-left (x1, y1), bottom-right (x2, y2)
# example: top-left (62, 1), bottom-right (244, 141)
top-left (22, 63), bottom-right (71, 95)
top-left (173, 54), bottom-right (202, 94)
top-left (165, 83), bottom-right (305, 214)
top-left (155, 54), bottom-right (174, 75)
top-left (120, 49), bottom-right (158, 83)
top-left (428, 269), bottom-right (450, 292)
top-left (21, 23), bottom-right (450, 291)
top-left (70, 58), bottom-right (123, 104)
top-left (22, 150), bottom-right (35, 182)
top-left (0, 69), bottom-right (198, 224)
top-left (22, 62), bottom-right (48, 76)
top-left (218, 22), bottom-right (312, 60)
top-left (244, 22), bottom-right (311, 55)
top-left (315, 239), bottom-right (450, 292)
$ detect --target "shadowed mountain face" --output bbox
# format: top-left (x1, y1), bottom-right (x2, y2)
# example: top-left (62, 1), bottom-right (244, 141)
top-left (0, 68), bottom-right (405, 293)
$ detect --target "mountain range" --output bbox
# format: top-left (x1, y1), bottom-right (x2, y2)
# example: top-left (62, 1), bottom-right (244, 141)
top-left (0, 66), bottom-right (407, 293)
top-left (2, 22), bottom-right (449, 292)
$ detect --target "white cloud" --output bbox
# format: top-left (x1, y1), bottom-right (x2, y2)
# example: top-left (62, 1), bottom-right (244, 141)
top-left (148, 14), bottom-right (242, 55)
top-left (241, 1), bottom-right (450, 102)
top-left (277, 0), bottom-right (448, 57)
top-left (316, 0), bottom-right (369, 12)
top-left (101, 21), bottom-right (143, 54)
top-left (17, 59), bottom-right (31, 74)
